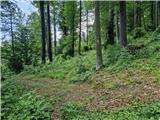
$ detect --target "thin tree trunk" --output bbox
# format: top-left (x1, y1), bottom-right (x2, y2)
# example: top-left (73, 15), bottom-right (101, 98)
top-left (155, 1), bottom-right (158, 27)
top-left (78, 0), bottom-right (81, 55)
top-left (116, 10), bottom-right (119, 42)
top-left (62, 2), bottom-right (67, 36)
top-left (10, 13), bottom-right (15, 56)
top-left (53, 4), bottom-right (57, 56)
top-left (47, 2), bottom-right (52, 62)
top-left (151, 1), bottom-right (155, 29)
top-left (95, 1), bottom-right (103, 70)
top-left (40, 1), bottom-right (46, 64)
top-left (86, 9), bottom-right (89, 45)
top-left (158, 1), bottom-right (160, 26)
top-left (120, 1), bottom-right (127, 47)
top-left (70, 2), bottom-right (75, 57)
top-left (107, 1), bottom-right (114, 45)
top-left (134, 1), bottom-right (141, 28)
top-left (142, 9), bottom-right (146, 30)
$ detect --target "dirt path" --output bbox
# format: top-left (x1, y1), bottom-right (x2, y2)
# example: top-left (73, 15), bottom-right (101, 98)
top-left (17, 69), bottom-right (160, 120)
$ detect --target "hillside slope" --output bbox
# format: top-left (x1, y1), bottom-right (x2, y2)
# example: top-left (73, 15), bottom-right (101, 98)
top-left (6, 30), bottom-right (157, 119)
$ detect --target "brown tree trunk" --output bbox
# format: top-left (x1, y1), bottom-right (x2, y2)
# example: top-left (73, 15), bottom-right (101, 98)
top-left (95, 1), bottom-right (103, 70)
top-left (40, 1), bottom-right (46, 64)
top-left (47, 2), bottom-right (52, 62)
top-left (107, 1), bottom-right (114, 45)
top-left (53, 4), bottom-right (57, 56)
top-left (78, 0), bottom-right (82, 55)
top-left (119, 1), bottom-right (127, 47)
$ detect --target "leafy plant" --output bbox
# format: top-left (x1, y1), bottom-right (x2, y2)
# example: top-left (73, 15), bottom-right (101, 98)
top-left (1, 79), bottom-right (52, 120)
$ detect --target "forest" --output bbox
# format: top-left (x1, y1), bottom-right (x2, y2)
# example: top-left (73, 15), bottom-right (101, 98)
top-left (1, 0), bottom-right (160, 120)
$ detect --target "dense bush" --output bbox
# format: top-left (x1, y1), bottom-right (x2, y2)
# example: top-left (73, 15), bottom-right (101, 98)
top-left (83, 45), bottom-right (90, 52)
top-left (1, 79), bottom-right (52, 120)
top-left (133, 27), bottom-right (146, 38)
top-left (8, 55), bottom-right (24, 73)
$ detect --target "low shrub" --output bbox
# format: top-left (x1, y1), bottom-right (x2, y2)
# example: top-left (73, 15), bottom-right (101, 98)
top-left (60, 102), bottom-right (160, 120)
top-left (83, 45), bottom-right (90, 52)
top-left (133, 27), bottom-right (146, 38)
top-left (8, 55), bottom-right (23, 73)
top-left (1, 79), bottom-right (52, 120)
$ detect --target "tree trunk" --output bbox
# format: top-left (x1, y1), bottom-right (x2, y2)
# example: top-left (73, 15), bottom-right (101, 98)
top-left (10, 12), bottom-right (15, 56)
top-left (134, 1), bottom-right (141, 28)
top-left (70, 2), bottom-right (75, 57)
top-left (95, 1), bottom-right (103, 70)
top-left (47, 2), bottom-right (52, 62)
top-left (40, 1), bottom-right (46, 64)
top-left (107, 1), bottom-right (114, 45)
top-left (78, 0), bottom-right (82, 55)
top-left (119, 1), bottom-right (127, 47)
top-left (62, 2), bottom-right (68, 36)
top-left (155, 1), bottom-right (158, 27)
top-left (156, 1), bottom-right (160, 27)
top-left (158, 1), bottom-right (160, 26)
top-left (53, 4), bottom-right (57, 56)
top-left (116, 10), bottom-right (120, 42)
top-left (151, 1), bottom-right (155, 29)
top-left (86, 9), bottom-right (89, 45)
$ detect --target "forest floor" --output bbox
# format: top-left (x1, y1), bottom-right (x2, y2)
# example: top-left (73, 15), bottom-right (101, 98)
top-left (16, 32), bottom-right (160, 119)
top-left (17, 67), bottom-right (160, 119)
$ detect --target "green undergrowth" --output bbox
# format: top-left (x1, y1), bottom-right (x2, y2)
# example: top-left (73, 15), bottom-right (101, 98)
top-left (22, 30), bottom-right (160, 83)
top-left (60, 102), bottom-right (160, 120)
top-left (22, 50), bottom-right (96, 83)
top-left (1, 78), bottom-right (52, 120)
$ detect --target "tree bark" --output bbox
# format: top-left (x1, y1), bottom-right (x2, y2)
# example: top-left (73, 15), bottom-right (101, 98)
top-left (158, 1), bottom-right (160, 26)
top-left (78, 0), bottom-right (82, 55)
top-left (116, 10), bottom-right (119, 42)
top-left (70, 2), bottom-right (75, 57)
top-left (10, 12), bottom-right (15, 56)
top-left (40, 1), bottom-right (46, 64)
top-left (47, 2), bottom-right (52, 62)
top-left (86, 9), bottom-right (89, 45)
top-left (53, 4), bottom-right (57, 56)
top-left (151, 1), bottom-right (155, 29)
top-left (119, 1), bottom-right (127, 47)
top-left (156, 1), bottom-right (160, 27)
top-left (107, 1), bottom-right (114, 45)
top-left (95, 1), bottom-right (103, 70)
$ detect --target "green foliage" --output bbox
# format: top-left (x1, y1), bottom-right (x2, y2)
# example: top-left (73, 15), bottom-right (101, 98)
top-left (60, 102), bottom-right (160, 120)
top-left (1, 79), bottom-right (52, 120)
top-left (1, 62), bottom-right (14, 80)
top-left (133, 27), bottom-right (146, 38)
top-left (104, 102), bottom-right (160, 120)
top-left (60, 102), bottom-right (106, 120)
top-left (83, 45), bottom-right (90, 52)
top-left (8, 55), bottom-right (24, 73)
top-left (57, 35), bottom-right (76, 58)
top-left (151, 26), bottom-right (160, 41)
top-left (22, 31), bottom-right (160, 83)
